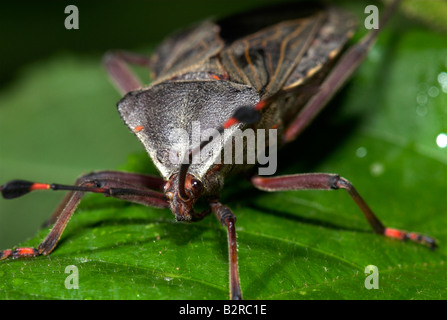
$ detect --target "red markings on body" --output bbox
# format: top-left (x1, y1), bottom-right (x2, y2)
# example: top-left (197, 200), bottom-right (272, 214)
top-left (223, 118), bottom-right (238, 129)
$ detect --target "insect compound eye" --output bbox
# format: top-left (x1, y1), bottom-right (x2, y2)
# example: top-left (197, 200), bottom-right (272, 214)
top-left (190, 178), bottom-right (203, 195)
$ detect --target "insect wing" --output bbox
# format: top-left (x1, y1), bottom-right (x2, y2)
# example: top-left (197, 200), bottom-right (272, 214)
top-left (218, 4), bottom-right (356, 99)
top-left (150, 20), bottom-right (224, 81)
top-left (283, 6), bottom-right (357, 91)
top-left (218, 4), bottom-right (324, 98)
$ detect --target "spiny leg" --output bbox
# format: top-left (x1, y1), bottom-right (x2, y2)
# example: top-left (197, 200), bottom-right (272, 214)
top-left (251, 173), bottom-right (437, 248)
top-left (0, 171), bottom-right (168, 260)
top-left (209, 199), bottom-right (242, 300)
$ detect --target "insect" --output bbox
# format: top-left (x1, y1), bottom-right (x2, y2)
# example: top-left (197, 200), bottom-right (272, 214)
top-left (0, 0), bottom-right (437, 300)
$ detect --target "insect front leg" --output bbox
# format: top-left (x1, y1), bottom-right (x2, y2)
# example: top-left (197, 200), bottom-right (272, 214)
top-left (251, 174), bottom-right (437, 249)
top-left (209, 199), bottom-right (242, 300)
top-left (0, 171), bottom-right (168, 260)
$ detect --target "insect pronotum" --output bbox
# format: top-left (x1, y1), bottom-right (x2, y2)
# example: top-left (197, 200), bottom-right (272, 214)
top-left (0, 0), bottom-right (438, 300)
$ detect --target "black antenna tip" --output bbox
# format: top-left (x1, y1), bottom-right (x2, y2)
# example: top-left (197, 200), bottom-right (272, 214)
top-left (1, 180), bottom-right (34, 199)
top-left (232, 106), bottom-right (261, 124)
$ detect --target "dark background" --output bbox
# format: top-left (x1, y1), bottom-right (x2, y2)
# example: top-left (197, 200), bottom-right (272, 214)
top-left (0, 0), bottom-right (278, 86)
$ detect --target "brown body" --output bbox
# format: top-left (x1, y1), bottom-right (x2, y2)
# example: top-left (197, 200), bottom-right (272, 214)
top-left (117, 3), bottom-right (357, 221)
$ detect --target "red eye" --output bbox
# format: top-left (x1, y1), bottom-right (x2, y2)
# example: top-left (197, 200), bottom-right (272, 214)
top-left (190, 178), bottom-right (203, 194)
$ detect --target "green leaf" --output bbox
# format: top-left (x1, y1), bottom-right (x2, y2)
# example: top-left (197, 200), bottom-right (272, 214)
top-left (0, 2), bottom-right (446, 300)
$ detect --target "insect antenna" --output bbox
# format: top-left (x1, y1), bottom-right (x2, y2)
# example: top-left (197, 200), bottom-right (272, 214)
top-left (0, 179), bottom-right (163, 199)
top-left (177, 100), bottom-right (267, 199)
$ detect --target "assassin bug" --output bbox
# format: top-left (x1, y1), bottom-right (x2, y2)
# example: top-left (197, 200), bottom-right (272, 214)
top-left (0, 0), bottom-right (438, 300)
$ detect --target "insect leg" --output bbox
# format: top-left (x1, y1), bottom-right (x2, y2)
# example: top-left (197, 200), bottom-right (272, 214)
top-left (283, 0), bottom-right (402, 143)
top-left (209, 199), bottom-right (242, 300)
top-left (103, 50), bottom-right (152, 94)
top-left (0, 171), bottom-right (168, 260)
top-left (44, 170), bottom-right (166, 226)
top-left (251, 173), bottom-right (437, 249)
